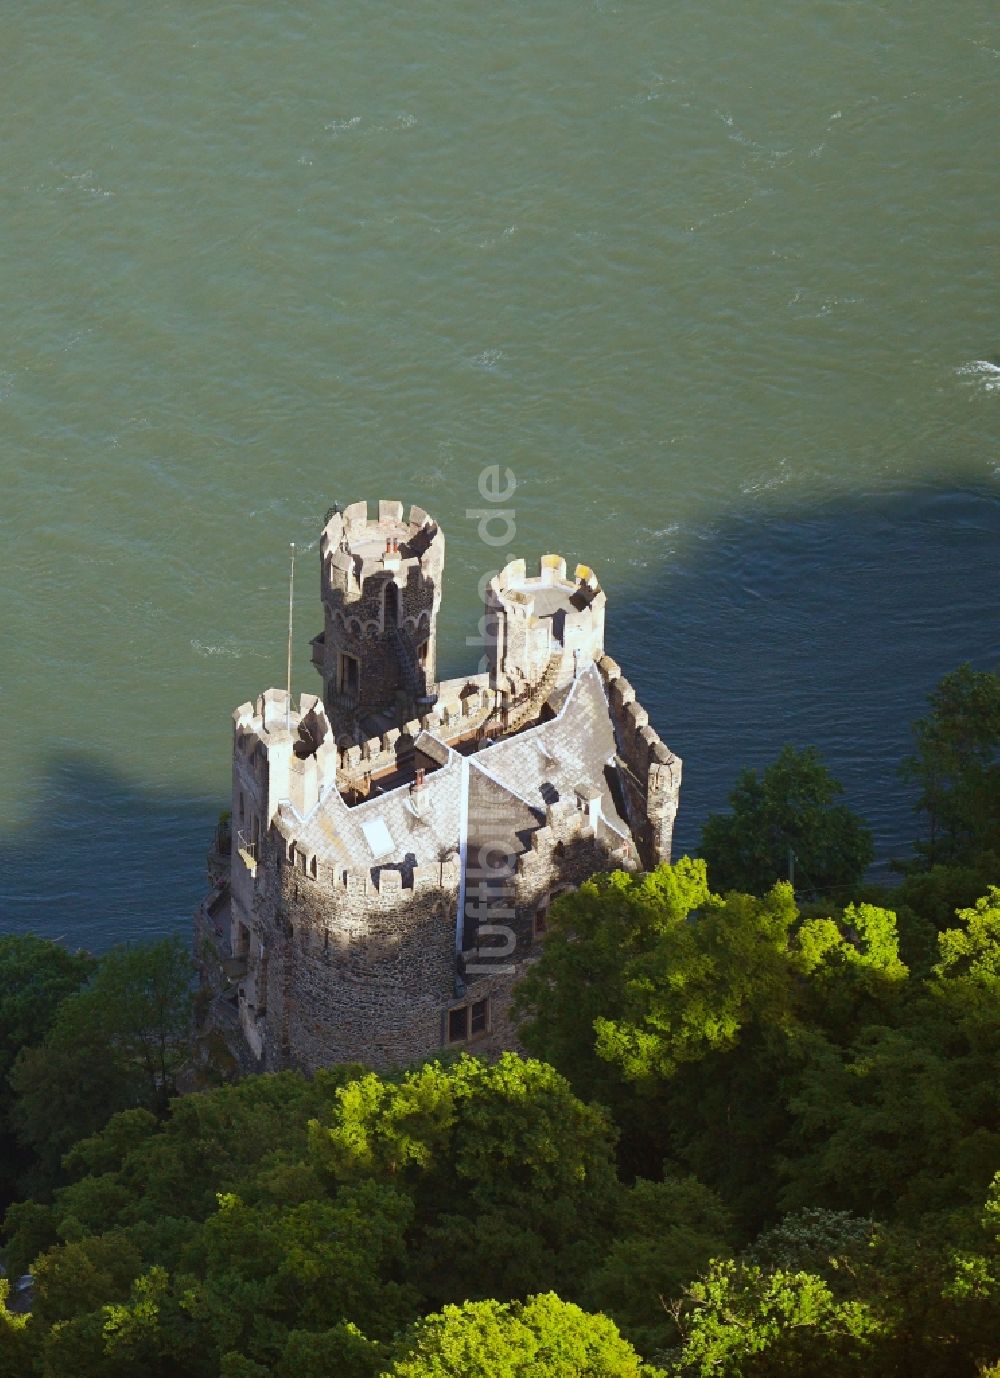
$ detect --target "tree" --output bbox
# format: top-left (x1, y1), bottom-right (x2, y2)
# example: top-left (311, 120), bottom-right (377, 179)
top-left (591, 883), bottom-right (800, 1083)
top-left (382, 1293), bottom-right (665, 1378)
top-left (515, 859), bottom-right (912, 1215)
top-left (0, 935), bottom-right (94, 1204)
top-left (583, 1177), bottom-right (734, 1357)
top-left (779, 1025), bottom-right (982, 1224)
top-left (311, 1053), bottom-right (620, 1306)
top-left (928, 886), bottom-right (1000, 1037)
top-left (699, 746), bottom-right (873, 898)
top-left (746, 1208), bottom-right (877, 1289)
top-left (9, 936), bottom-right (193, 1190)
top-left (902, 663), bottom-right (1000, 866)
top-left (668, 1260), bottom-right (878, 1377)
top-left (513, 860), bottom-right (713, 1163)
top-left (0, 1277), bottom-right (38, 1378)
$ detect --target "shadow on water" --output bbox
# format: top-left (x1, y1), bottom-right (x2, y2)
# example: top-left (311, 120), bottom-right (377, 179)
top-left (0, 755), bottom-right (215, 952)
top-left (612, 479), bottom-right (1000, 873)
top-left (2, 480), bottom-right (998, 950)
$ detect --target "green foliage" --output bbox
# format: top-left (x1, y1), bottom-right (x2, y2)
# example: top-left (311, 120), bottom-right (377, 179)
top-left (514, 859), bottom-right (714, 1105)
top-left (592, 883), bottom-right (800, 1083)
top-left (583, 1176), bottom-right (734, 1356)
top-left (902, 663), bottom-right (1000, 865)
top-left (779, 1021), bottom-right (998, 1224)
top-left (0, 1056), bottom-right (635, 1376)
top-left (0, 1277), bottom-right (37, 1378)
top-left (9, 936), bottom-right (193, 1191)
top-left (929, 887), bottom-right (1000, 1033)
top-left (668, 1260), bottom-right (878, 1377)
top-left (278, 1323), bottom-right (385, 1378)
top-left (0, 937), bottom-right (95, 1089)
top-left (516, 858), bottom-right (927, 1226)
top-left (699, 745), bottom-right (873, 898)
top-left (896, 857), bottom-right (1000, 933)
top-left (746, 1208), bottom-right (876, 1288)
top-left (312, 1053), bottom-right (620, 1305)
top-left (0, 935), bottom-right (94, 1205)
top-left (382, 1293), bottom-right (664, 1378)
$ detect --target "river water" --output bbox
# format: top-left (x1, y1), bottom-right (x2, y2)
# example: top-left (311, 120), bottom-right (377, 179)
top-left (1, 1), bottom-right (998, 948)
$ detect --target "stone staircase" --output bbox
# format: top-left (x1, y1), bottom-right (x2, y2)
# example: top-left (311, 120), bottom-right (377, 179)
top-left (494, 650), bottom-right (563, 736)
top-left (392, 625), bottom-right (433, 707)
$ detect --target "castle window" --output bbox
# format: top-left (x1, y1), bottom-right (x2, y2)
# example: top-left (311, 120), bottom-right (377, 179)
top-left (337, 652), bottom-right (360, 700)
top-left (446, 997), bottom-right (490, 1044)
top-left (310, 855), bottom-right (318, 879)
top-left (384, 580), bottom-right (400, 629)
top-left (417, 640), bottom-right (429, 667)
top-left (533, 906), bottom-right (548, 940)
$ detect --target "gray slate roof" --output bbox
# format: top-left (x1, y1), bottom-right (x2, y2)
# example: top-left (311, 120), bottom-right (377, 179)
top-left (290, 663), bottom-right (630, 875)
top-left (473, 664), bottom-right (630, 839)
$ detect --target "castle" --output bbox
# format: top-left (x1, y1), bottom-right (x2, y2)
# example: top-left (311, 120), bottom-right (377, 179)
top-left (197, 499), bottom-right (681, 1072)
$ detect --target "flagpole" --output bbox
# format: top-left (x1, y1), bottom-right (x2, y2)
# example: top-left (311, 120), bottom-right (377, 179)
top-left (286, 542), bottom-right (296, 730)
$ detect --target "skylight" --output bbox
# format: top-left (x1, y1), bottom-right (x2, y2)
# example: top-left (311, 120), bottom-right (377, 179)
top-left (361, 817), bottom-right (395, 859)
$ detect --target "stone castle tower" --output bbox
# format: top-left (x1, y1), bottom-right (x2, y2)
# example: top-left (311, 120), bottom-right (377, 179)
top-left (311, 501), bottom-right (445, 737)
top-left (197, 499), bottom-right (681, 1073)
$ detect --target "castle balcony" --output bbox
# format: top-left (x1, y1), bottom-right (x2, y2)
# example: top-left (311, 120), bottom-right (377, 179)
top-left (236, 831), bottom-right (258, 877)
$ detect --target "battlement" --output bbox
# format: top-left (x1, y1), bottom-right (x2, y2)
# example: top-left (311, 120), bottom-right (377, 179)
top-left (320, 500), bottom-right (444, 599)
top-left (233, 686), bottom-right (322, 738)
top-left (485, 554), bottom-right (606, 695)
top-left (597, 653), bottom-right (681, 866)
top-left (232, 689), bottom-right (339, 825)
top-left (335, 685), bottom-right (493, 789)
top-left (491, 554), bottom-right (602, 608)
top-left (272, 798), bottom-right (461, 896)
top-left (314, 500), bottom-right (445, 727)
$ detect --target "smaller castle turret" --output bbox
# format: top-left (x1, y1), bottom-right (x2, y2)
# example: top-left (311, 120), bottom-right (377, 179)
top-left (484, 554), bottom-right (606, 707)
top-left (311, 501), bottom-right (445, 737)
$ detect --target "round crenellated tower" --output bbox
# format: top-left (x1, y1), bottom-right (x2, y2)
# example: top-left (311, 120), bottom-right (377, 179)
top-left (311, 500), bottom-right (445, 734)
top-left (484, 553), bottom-right (606, 702)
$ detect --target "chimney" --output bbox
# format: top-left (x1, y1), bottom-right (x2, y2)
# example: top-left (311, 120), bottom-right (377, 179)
top-left (574, 784), bottom-right (602, 831)
top-left (410, 767), bottom-right (428, 815)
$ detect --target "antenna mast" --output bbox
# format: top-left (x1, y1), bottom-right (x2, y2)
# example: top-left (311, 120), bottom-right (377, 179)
top-left (286, 542), bottom-right (296, 730)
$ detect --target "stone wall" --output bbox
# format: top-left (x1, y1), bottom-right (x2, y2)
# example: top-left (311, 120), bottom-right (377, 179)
top-left (316, 500), bottom-right (445, 732)
top-left (237, 776), bottom-right (637, 1074)
top-left (249, 840), bottom-right (461, 1072)
top-left (598, 654), bottom-right (682, 868)
top-left (334, 684), bottom-right (493, 797)
top-left (485, 555), bottom-right (607, 696)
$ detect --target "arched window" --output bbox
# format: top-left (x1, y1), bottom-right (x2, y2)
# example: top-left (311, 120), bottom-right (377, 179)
top-left (384, 580), bottom-right (400, 629)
